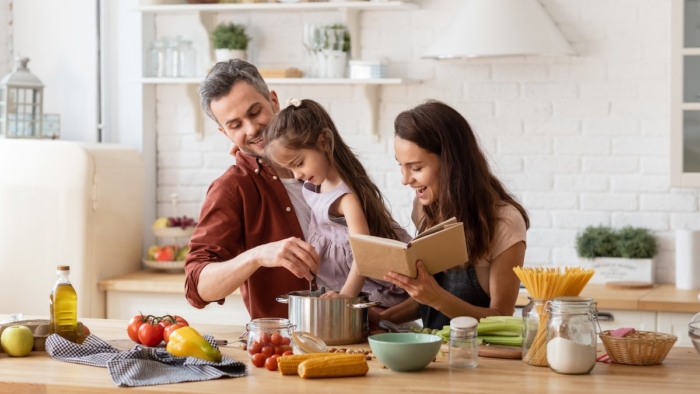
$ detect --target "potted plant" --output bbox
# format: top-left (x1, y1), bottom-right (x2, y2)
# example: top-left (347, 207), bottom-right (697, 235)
top-left (576, 225), bottom-right (658, 284)
top-left (211, 22), bottom-right (251, 63)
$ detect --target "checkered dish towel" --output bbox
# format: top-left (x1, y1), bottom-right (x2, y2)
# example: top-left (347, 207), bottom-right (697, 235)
top-left (45, 333), bottom-right (247, 387)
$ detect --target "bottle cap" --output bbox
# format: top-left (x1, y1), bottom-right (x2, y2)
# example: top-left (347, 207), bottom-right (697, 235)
top-left (450, 316), bottom-right (478, 330)
top-left (291, 331), bottom-right (327, 354)
top-left (57, 265), bottom-right (70, 271)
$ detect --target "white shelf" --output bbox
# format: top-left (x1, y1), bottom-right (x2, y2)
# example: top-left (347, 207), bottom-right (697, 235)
top-left (139, 77), bottom-right (404, 85)
top-left (135, 1), bottom-right (418, 14)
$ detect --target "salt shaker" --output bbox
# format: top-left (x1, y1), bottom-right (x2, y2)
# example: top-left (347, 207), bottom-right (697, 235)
top-left (449, 316), bottom-right (479, 368)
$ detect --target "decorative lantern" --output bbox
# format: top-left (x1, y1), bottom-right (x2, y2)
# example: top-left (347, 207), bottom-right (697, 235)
top-left (0, 57), bottom-right (44, 138)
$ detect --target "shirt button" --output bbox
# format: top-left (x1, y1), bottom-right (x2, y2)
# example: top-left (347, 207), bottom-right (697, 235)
top-left (286, 207), bottom-right (291, 212)
top-left (272, 176), bottom-right (278, 180)
top-left (254, 168), bottom-right (259, 173)
top-left (257, 158), bottom-right (263, 164)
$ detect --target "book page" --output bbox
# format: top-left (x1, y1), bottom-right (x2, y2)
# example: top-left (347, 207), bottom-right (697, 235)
top-left (412, 217), bottom-right (458, 241)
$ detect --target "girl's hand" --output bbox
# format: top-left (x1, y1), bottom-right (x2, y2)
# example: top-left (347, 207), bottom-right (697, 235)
top-left (320, 290), bottom-right (342, 299)
top-left (383, 261), bottom-right (445, 308)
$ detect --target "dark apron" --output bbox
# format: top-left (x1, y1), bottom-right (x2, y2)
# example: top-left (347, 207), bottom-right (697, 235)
top-left (419, 264), bottom-right (491, 329)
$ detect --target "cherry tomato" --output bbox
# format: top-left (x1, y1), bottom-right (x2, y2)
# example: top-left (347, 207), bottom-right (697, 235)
top-left (282, 350), bottom-right (294, 356)
top-left (248, 342), bottom-right (262, 355)
top-left (280, 345), bottom-right (293, 354)
top-left (261, 345), bottom-right (274, 359)
top-left (138, 322), bottom-right (164, 347)
top-left (280, 336), bottom-right (291, 346)
top-left (127, 314), bottom-right (149, 344)
top-left (265, 355), bottom-right (279, 371)
top-left (257, 332), bottom-right (271, 346)
top-left (163, 323), bottom-right (185, 344)
top-left (251, 353), bottom-right (266, 368)
top-left (270, 333), bottom-right (283, 346)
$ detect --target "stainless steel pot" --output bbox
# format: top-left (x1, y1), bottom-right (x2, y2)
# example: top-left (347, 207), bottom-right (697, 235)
top-left (276, 290), bottom-right (380, 346)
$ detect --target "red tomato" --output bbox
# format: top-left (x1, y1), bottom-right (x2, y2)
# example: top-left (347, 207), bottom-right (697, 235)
top-left (173, 315), bottom-right (189, 326)
top-left (261, 345), bottom-right (274, 359)
top-left (280, 336), bottom-right (291, 346)
top-left (138, 323), bottom-right (164, 347)
top-left (280, 345), bottom-right (293, 354)
top-left (265, 355), bottom-right (279, 371)
top-left (127, 315), bottom-right (149, 344)
top-left (158, 319), bottom-right (172, 329)
top-left (163, 323), bottom-right (185, 344)
top-left (251, 353), bottom-right (266, 368)
top-left (282, 350), bottom-right (294, 356)
top-left (270, 333), bottom-right (283, 346)
top-left (256, 332), bottom-right (271, 346)
top-left (274, 346), bottom-right (284, 356)
top-left (248, 342), bottom-right (262, 355)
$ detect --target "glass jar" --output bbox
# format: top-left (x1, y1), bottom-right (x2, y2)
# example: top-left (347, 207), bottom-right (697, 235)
top-left (522, 297), bottom-right (548, 366)
top-left (243, 318), bottom-right (295, 360)
top-left (449, 316), bottom-right (478, 368)
top-left (163, 37), bottom-right (180, 78)
top-left (545, 296), bottom-right (599, 375)
top-left (147, 39), bottom-right (166, 77)
top-left (177, 39), bottom-right (197, 78)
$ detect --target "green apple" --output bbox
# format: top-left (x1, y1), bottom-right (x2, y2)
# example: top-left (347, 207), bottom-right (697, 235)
top-left (147, 245), bottom-right (159, 260)
top-left (175, 245), bottom-right (189, 261)
top-left (1, 325), bottom-right (34, 357)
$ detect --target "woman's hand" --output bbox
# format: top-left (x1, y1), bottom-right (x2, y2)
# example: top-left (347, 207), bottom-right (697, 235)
top-left (383, 260), bottom-right (445, 308)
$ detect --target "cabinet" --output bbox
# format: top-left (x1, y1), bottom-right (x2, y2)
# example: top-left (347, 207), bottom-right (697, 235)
top-left (657, 312), bottom-right (696, 347)
top-left (671, 0), bottom-right (700, 186)
top-left (135, 1), bottom-right (418, 140)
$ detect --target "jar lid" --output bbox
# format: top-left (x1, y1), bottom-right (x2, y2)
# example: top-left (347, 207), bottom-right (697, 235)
top-left (450, 316), bottom-right (478, 330)
top-left (292, 331), bottom-right (327, 354)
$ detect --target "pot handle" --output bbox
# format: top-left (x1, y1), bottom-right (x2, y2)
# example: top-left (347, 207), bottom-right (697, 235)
top-left (276, 294), bottom-right (289, 304)
top-left (348, 301), bottom-right (382, 309)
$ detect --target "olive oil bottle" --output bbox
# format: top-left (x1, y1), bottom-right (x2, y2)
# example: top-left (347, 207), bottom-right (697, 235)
top-left (49, 265), bottom-right (78, 342)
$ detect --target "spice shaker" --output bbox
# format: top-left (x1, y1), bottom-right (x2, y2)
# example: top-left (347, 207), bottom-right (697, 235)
top-left (449, 316), bottom-right (479, 368)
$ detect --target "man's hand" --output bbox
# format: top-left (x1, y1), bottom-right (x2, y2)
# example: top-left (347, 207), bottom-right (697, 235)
top-left (253, 237), bottom-right (320, 281)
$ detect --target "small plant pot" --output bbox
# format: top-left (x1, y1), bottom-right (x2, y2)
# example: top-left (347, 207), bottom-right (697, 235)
top-left (214, 49), bottom-right (247, 63)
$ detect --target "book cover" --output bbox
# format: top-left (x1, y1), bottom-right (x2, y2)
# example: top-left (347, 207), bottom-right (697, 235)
top-left (349, 218), bottom-right (469, 280)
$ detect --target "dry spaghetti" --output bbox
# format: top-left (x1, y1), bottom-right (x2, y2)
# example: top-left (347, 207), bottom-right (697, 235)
top-left (513, 266), bottom-right (595, 367)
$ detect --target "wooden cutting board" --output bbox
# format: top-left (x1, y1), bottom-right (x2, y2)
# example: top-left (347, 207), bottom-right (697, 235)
top-left (605, 281), bottom-right (654, 290)
top-left (478, 344), bottom-right (522, 359)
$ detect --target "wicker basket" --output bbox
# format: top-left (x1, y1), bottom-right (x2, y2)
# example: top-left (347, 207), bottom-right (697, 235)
top-left (599, 330), bottom-right (677, 365)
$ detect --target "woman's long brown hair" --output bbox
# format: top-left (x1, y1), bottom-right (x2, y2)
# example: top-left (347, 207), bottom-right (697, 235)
top-left (394, 100), bottom-right (529, 262)
top-left (263, 99), bottom-right (398, 240)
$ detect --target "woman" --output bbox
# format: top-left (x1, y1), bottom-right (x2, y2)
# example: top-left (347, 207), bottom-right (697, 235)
top-left (379, 100), bottom-right (529, 329)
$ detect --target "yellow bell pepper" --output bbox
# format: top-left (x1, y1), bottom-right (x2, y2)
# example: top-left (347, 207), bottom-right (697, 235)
top-left (165, 326), bottom-right (222, 362)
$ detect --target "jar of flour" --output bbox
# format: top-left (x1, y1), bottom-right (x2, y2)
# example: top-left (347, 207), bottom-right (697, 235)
top-left (545, 296), bottom-right (599, 375)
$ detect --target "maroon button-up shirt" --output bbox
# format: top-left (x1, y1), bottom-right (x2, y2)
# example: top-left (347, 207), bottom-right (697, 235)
top-left (184, 152), bottom-right (308, 319)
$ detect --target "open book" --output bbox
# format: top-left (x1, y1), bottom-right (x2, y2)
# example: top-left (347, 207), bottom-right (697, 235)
top-left (349, 218), bottom-right (468, 280)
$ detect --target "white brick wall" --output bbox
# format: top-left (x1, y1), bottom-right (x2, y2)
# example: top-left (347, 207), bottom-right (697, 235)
top-left (152, 0), bottom-right (700, 284)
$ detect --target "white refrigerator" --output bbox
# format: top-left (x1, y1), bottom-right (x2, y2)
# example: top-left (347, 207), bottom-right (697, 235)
top-left (0, 139), bottom-right (144, 318)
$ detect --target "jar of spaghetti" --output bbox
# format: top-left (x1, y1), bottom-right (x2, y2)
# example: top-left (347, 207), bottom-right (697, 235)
top-left (522, 297), bottom-right (548, 365)
top-left (545, 296), bottom-right (599, 374)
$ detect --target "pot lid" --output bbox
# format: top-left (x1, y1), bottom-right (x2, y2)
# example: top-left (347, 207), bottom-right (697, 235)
top-left (292, 331), bottom-right (327, 354)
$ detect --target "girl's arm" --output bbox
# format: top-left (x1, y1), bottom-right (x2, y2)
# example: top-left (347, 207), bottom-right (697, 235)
top-left (332, 193), bottom-right (369, 298)
top-left (384, 241), bottom-right (526, 321)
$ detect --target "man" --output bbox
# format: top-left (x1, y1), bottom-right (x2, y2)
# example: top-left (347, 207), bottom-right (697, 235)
top-left (184, 59), bottom-right (320, 319)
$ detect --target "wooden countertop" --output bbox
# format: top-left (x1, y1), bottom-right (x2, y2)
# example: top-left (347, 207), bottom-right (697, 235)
top-left (1, 315), bottom-right (699, 393)
top-left (517, 284), bottom-right (700, 313)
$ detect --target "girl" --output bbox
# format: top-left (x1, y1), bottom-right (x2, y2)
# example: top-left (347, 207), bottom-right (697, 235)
top-left (380, 100), bottom-right (530, 329)
top-left (262, 98), bottom-right (409, 307)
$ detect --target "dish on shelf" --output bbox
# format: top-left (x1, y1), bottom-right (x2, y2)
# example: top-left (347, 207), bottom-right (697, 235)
top-left (143, 259), bottom-right (185, 272)
top-left (152, 226), bottom-right (195, 238)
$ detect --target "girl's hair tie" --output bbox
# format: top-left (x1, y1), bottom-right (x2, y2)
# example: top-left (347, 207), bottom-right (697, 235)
top-left (286, 98), bottom-right (302, 108)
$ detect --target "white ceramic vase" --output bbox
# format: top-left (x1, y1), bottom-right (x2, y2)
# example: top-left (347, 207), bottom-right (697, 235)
top-left (214, 49), bottom-right (247, 63)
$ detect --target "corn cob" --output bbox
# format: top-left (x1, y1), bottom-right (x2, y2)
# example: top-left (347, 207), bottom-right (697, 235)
top-left (277, 353), bottom-right (345, 375)
top-left (298, 354), bottom-right (369, 379)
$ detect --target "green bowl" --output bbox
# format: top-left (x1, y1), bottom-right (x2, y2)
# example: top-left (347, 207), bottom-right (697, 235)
top-left (368, 333), bottom-right (442, 372)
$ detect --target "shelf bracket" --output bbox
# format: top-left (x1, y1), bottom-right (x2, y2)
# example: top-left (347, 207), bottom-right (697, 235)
top-left (362, 84), bottom-right (380, 142)
top-left (186, 84), bottom-right (205, 140)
